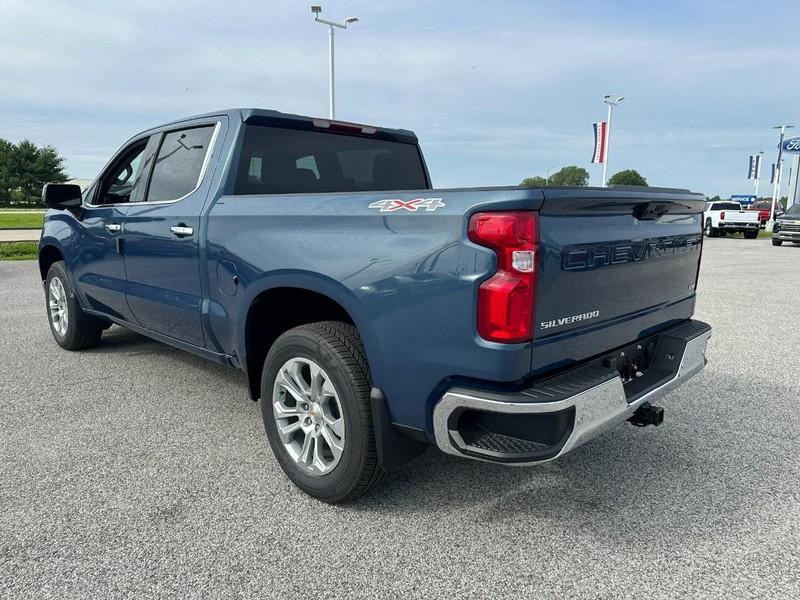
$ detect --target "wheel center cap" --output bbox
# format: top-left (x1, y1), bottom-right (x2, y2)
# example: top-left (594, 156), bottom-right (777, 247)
top-left (308, 403), bottom-right (322, 423)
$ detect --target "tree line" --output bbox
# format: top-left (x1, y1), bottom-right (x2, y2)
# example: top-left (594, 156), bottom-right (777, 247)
top-left (520, 166), bottom-right (648, 187)
top-left (0, 139), bottom-right (68, 207)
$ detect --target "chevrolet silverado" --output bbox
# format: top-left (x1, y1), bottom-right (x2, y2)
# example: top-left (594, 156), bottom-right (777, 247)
top-left (38, 108), bottom-right (712, 502)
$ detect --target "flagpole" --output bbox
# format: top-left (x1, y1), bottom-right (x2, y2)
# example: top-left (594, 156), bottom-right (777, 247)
top-left (792, 155), bottom-right (800, 208)
top-left (602, 104), bottom-right (612, 187)
top-left (768, 124), bottom-right (794, 231)
top-left (601, 95), bottom-right (624, 187)
top-left (754, 152), bottom-right (763, 197)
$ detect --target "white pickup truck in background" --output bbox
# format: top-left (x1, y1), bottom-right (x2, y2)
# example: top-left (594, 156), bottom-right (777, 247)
top-left (703, 201), bottom-right (761, 238)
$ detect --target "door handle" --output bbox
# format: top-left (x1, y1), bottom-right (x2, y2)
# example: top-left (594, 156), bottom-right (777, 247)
top-left (170, 225), bottom-right (194, 237)
top-left (105, 223), bottom-right (122, 234)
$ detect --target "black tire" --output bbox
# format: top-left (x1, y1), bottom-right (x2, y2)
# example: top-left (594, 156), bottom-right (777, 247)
top-left (772, 238), bottom-right (783, 246)
top-left (705, 218), bottom-right (718, 238)
top-left (45, 261), bottom-right (105, 350)
top-left (744, 230), bottom-right (758, 239)
top-left (260, 321), bottom-right (383, 503)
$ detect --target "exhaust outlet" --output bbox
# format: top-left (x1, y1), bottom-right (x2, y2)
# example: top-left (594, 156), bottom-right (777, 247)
top-left (628, 402), bottom-right (664, 427)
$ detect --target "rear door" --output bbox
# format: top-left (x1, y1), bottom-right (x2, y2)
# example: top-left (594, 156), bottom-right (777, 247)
top-left (121, 118), bottom-right (224, 347)
top-left (532, 188), bottom-right (704, 373)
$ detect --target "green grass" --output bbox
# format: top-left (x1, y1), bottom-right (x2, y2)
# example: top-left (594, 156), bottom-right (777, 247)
top-left (0, 241), bottom-right (38, 261)
top-left (0, 211), bottom-right (45, 229)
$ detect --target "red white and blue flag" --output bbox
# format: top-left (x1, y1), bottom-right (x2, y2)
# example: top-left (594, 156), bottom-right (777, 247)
top-left (747, 154), bottom-right (761, 180)
top-left (592, 122), bottom-right (607, 164)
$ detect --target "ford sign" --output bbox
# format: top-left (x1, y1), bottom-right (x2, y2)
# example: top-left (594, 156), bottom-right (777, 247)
top-left (782, 136), bottom-right (800, 153)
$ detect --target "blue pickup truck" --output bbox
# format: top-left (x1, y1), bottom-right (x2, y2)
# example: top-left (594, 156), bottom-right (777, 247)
top-left (39, 108), bottom-right (711, 502)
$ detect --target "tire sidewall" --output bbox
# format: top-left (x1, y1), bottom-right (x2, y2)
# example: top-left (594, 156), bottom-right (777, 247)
top-left (260, 330), bottom-right (369, 500)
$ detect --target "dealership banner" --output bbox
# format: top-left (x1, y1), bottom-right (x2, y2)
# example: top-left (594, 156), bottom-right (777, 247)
top-left (591, 122), bottom-right (607, 164)
top-left (770, 163), bottom-right (779, 184)
top-left (747, 154), bottom-right (761, 180)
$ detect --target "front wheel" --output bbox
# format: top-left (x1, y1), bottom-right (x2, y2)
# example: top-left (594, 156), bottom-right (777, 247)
top-left (260, 321), bottom-right (383, 503)
top-left (705, 219), bottom-right (718, 237)
top-left (772, 238), bottom-right (783, 246)
top-left (45, 261), bottom-right (106, 350)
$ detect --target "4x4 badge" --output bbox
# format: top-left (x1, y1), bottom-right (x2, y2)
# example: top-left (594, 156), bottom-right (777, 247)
top-left (368, 198), bottom-right (445, 212)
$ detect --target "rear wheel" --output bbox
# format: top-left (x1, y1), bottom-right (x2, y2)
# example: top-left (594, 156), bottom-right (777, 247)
top-left (705, 219), bottom-right (718, 238)
top-left (260, 321), bottom-right (383, 503)
top-left (772, 238), bottom-right (783, 246)
top-left (45, 261), bottom-right (106, 350)
top-left (744, 230), bottom-right (758, 239)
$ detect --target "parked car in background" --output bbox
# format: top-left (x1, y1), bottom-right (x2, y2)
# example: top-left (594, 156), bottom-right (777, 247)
top-left (747, 200), bottom-right (783, 226)
top-left (772, 204), bottom-right (800, 246)
top-left (37, 108), bottom-right (712, 502)
top-left (703, 201), bottom-right (761, 238)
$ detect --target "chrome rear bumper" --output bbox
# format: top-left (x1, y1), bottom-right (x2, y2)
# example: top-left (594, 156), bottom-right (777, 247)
top-left (433, 320), bottom-right (711, 465)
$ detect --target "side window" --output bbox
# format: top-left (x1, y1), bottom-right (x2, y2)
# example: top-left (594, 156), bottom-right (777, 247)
top-left (146, 125), bottom-right (215, 202)
top-left (95, 140), bottom-right (149, 205)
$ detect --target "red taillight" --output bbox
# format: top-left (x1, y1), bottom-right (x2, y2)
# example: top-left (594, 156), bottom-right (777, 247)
top-left (468, 211), bottom-right (538, 343)
top-left (720, 211), bottom-right (725, 220)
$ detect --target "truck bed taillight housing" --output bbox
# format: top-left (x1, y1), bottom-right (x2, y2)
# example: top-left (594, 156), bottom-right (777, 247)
top-left (468, 211), bottom-right (538, 343)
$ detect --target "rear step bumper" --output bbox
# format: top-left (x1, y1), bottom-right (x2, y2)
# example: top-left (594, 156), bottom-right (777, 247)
top-left (433, 319), bottom-right (711, 465)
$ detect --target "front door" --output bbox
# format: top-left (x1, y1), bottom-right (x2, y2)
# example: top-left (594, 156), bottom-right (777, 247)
top-left (72, 137), bottom-right (154, 321)
top-left (122, 121), bottom-right (221, 347)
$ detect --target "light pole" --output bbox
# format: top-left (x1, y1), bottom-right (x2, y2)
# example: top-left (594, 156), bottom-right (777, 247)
top-left (311, 5), bottom-right (358, 120)
top-left (601, 95), bottom-right (624, 187)
top-left (768, 124), bottom-right (794, 231)
top-left (754, 151), bottom-right (764, 198)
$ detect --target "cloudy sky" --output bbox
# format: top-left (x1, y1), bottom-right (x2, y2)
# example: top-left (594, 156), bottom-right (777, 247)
top-left (2, 0), bottom-right (799, 196)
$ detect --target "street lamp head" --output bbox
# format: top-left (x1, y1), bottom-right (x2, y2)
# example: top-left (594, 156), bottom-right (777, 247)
top-left (311, 5), bottom-right (322, 14)
top-left (603, 94), bottom-right (611, 100)
top-left (345, 16), bottom-right (359, 24)
top-left (616, 96), bottom-right (625, 103)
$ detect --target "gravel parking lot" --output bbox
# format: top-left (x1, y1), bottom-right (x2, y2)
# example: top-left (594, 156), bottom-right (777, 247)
top-left (1, 237), bottom-right (798, 599)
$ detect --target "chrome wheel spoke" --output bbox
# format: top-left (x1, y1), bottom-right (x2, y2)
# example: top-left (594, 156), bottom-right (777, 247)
top-left (320, 425), bottom-right (344, 460)
top-left (312, 436), bottom-right (328, 471)
top-left (299, 433), bottom-right (314, 466)
top-left (289, 361), bottom-right (311, 396)
top-left (277, 369), bottom-right (306, 403)
top-left (273, 402), bottom-right (302, 419)
top-left (278, 419), bottom-right (302, 444)
top-left (323, 414), bottom-right (344, 438)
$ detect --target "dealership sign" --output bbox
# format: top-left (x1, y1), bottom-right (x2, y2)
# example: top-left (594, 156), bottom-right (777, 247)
top-left (782, 137), bottom-right (800, 153)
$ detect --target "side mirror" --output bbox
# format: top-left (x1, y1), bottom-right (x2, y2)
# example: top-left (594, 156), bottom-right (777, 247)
top-left (42, 183), bottom-right (83, 209)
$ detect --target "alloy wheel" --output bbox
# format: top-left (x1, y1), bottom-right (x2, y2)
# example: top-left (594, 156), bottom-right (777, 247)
top-left (272, 357), bottom-right (346, 475)
top-left (48, 277), bottom-right (69, 337)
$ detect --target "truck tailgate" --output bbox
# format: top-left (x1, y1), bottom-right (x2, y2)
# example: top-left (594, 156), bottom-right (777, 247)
top-left (532, 187), bottom-right (705, 374)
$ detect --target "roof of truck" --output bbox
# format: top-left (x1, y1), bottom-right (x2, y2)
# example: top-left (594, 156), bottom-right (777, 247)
top-left (149, 108), bottom-right (419, 143)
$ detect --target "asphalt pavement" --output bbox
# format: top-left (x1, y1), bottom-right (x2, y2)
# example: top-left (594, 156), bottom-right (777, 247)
top-left (1, 237), bottom-right (799, 599)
